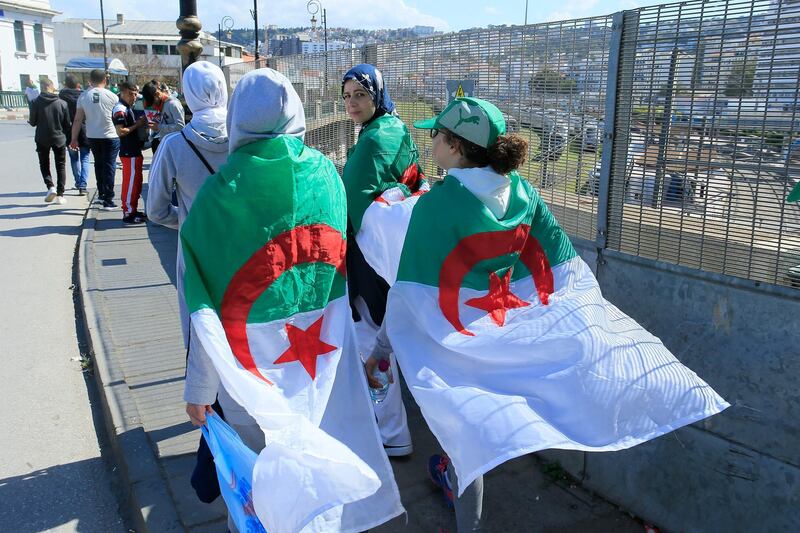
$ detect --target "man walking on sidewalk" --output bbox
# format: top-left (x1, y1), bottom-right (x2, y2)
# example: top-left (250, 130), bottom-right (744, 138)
top-left (59, 74), bottom-right (90, 195)
top-left (70, 69), bottom-right (120, 211)
top-left (28, 78), bottom-right (70, 205)
top-left (112, 82), bottom-right (148, 224)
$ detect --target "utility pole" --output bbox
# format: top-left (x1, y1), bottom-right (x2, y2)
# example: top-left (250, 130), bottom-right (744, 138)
top-left (653, 47), bottom-right (679, 207)
top-left (100, 0), bottom-right (108, 72)
top-left (177, 0), bottom-right (203, 73)
top-left (322, 8), bottom-right (328, 94)
top-left (251, 0), bottom-right (259, 62)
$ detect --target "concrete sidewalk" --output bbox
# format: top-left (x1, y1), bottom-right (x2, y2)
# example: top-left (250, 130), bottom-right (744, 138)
top-left (78, 184), bottom-right (646, 532)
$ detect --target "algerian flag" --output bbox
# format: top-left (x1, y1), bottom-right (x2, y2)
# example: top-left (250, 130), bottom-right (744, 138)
top-left (788, 181), bottom-right (800, 203)
top-left (342, 114), bottom-right (424, 232)
top-left (359, 172), bottom-right (729, 495)
top-left (181, 136), bottom-right (403, 532)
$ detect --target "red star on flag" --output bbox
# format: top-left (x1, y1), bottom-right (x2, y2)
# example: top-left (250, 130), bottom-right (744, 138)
top-left (273, 316), bottom-right (337, 380)
top-left (466, 269), bottom-right (530, 327)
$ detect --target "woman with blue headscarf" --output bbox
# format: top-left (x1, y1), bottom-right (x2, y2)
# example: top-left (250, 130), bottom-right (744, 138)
top-left (342, 64), bottom-right (425, 233)
top-left (341, 64), bottom-right (423, 458)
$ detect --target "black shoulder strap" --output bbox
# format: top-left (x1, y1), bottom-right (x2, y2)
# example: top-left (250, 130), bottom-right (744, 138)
top-left (181, 130), bottom-right (215, 175)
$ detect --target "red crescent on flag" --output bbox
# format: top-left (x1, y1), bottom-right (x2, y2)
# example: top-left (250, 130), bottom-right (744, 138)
top-left (438, 224), bottom-right (554, 336)
top-left (219, 224), bottom-right (347, 384)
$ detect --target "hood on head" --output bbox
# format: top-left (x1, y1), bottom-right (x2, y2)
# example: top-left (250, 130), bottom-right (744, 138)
top-left (183, 61), bottom-right (228, 140)
top-left (183, 61), bottom-right (227, 114)
top-left (227, 68), bottom-right (305, 154)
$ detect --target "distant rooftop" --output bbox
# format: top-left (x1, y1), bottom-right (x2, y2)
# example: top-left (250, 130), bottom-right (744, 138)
top-left (60, 17), bottom-right (220, 40)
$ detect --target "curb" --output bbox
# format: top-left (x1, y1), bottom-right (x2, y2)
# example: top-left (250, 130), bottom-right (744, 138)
top-left (0, 110), bottom-right (29, 121)
top-left (76, 193), bottom-right (185, 532)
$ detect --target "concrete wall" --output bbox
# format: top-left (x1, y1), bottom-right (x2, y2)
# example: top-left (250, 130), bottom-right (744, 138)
top-left (541, 239), bottom-right (800, 532)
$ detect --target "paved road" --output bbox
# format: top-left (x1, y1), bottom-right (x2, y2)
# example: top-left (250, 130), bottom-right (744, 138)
top-left (0, 122), bottom-right (126, 532)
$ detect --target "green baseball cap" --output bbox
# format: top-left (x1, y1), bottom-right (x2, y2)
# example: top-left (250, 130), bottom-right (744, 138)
top-left (413, 97), bottom-right (506, 148)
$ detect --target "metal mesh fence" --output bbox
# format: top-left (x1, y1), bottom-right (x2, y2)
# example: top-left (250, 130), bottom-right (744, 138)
top-left (223, 0), bottom-right (800, 290)
top-left (608, 0), bottom-right (800, 287)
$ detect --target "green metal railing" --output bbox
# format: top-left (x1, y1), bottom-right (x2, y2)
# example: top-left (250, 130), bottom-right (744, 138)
top-left (0, 91), bottom-right (27, 109)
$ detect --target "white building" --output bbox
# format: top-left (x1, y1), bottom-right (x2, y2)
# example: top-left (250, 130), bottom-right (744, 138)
top-left (54, 15), bottom-right (245, 84)
top-left (752, 0), bottom-right (800, 111)
top-left (301, 40), bottom-right (354, 55)
top-left (0, 0), bottom-right (59, 91)
top-left (632, 48), bottom-right (695, 101)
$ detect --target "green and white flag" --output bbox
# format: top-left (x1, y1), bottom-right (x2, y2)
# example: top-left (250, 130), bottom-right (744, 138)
top-left (788, 181), bottom-right (800, 203)
top-left (358, 172), bottom-right (729, 495)
top-left (181, 136), bottom-right (403, 532)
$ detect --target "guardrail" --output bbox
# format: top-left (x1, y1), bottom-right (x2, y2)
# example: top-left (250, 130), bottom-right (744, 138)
top-left (0, 91), bottom-right (27, 109)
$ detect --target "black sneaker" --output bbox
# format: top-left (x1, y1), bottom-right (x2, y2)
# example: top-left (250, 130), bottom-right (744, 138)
top-left (133, 210), bottom-right (148, 219)
top-left (101, 200), bottom-right (119, 211)
top-left (78, 188), bottom-right (87, 196)
top-left (122, 213), bottom-right (146, 224)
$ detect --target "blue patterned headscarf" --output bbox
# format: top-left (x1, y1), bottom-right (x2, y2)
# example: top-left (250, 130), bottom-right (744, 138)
top-left (341, 64), bottom-right (396, 118)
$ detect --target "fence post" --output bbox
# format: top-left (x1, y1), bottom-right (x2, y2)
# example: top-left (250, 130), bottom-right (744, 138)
top-left (362, 44), bottom-right (378, 67)
top-left (597, 9), bottom-right (638, 256)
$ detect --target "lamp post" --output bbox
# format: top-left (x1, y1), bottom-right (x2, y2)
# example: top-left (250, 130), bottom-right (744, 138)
top-left (307, 0), bottom-right (328, 94)
top-left (218, 16), bottom-right (234, 67)
top-left (250, 0), bottom-right (259, 62)
top-left (99, 1), bottom-right (124, 75)
top-left (177, 0), bottom-right (203, 73)
top-left (100, 0), bottom-right (108, 72)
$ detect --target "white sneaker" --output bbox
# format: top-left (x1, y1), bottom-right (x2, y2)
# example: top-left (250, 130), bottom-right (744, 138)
top-left (55, 195), bottom-right (67, 205)
top-left (383, 443), bottom-right (414, 457)
top-left (44, 187), bottom-right (57, 203)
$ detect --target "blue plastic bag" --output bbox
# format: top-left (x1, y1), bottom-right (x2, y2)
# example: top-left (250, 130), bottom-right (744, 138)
top-left (201, 413), bottom-right (267, 533)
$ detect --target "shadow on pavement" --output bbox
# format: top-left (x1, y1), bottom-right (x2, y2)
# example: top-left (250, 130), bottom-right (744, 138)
top-left (0, 191), bottom-right (43, 198)
top-left (0, 458), bottom-right (125, 533)
top-left (0, 225), bottom-right (81, 237)
top-left (0, 209), bottom-right (85, 220)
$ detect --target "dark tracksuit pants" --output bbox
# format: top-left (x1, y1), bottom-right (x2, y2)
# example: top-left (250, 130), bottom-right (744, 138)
top-left (88, 138), bottom-right (120, 202)
top-left (36, 143), bottom-right (67, 196)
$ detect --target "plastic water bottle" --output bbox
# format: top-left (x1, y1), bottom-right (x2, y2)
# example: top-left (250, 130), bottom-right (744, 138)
top-left (369, 359), bottom-right (392, 404)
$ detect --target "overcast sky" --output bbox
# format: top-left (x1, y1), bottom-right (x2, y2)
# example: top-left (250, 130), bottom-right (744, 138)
top-left (51, 0), bottom-right (670, 32)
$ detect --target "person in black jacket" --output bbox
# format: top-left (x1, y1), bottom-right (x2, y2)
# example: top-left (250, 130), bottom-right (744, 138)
top-left (29, 78), bottom-right (71, 205)
top-left (59, 74), bottom-right (90, 195)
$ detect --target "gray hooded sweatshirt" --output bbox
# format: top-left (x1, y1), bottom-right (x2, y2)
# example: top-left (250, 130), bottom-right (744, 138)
top-left (172, 66), bottom-right (308, 425)
top-left (146, 60), bottom-right (238, 416)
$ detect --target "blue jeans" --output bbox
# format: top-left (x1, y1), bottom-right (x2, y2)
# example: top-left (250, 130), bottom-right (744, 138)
top-left (68, 146), bottom-right (90, 190)
top-left (88, 138), bottom-right (120, 202)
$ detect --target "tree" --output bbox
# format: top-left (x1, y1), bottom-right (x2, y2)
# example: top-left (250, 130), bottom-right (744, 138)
top-left (529, 68), bottom-right (577, 94)
top-left (724, 58), bottom-right (757, 98)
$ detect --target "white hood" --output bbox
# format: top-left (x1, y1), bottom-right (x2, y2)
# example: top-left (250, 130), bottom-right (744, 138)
top-left (183, 61), bottom-right (228, 141)
top-left (448, 166), bottom-right (511, 219)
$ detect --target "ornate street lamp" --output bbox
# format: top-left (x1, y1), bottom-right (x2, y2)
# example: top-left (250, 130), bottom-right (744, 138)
top-left (307, 0), bottom-right (328, 94)
top-left (218, 16), bottom-right (234, 67)
top-left (177, 0), bottom-right (203, 72)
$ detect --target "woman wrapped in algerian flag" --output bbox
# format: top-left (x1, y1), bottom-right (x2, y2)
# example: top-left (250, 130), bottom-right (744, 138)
top-left (358, 97), bottom-right (729, 530)
top-left (340, 63), bottom-right (423, 457)
top-left (179, 68), bottom-right (403, 533)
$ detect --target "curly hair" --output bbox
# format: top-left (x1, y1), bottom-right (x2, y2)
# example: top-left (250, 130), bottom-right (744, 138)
top-left (441, 130), bottom-right (528, 174)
